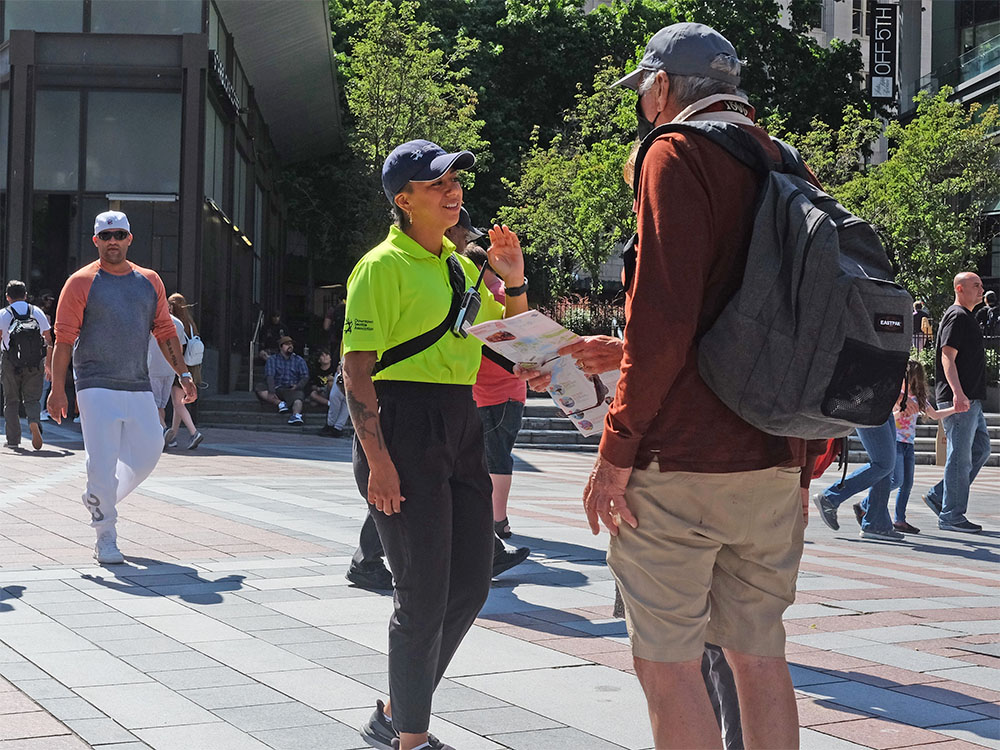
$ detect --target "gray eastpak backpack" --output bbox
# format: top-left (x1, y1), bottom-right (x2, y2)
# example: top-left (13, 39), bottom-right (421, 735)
top-left (634, 122), bottom-right (912, 440)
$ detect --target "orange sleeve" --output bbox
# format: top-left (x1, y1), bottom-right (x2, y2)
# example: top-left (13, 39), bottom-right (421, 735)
top-left (136, 268), bottom-right (176, 343)
top-left (54, 265), bottom-right (97, 345)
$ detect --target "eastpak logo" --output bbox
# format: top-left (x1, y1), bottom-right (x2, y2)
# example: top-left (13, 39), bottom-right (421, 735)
top-left (874, 314), bottom-right (904, 332)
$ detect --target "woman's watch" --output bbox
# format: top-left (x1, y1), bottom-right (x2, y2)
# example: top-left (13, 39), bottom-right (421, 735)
top-left (505, 279), bottom-right (528, 297)
top-left (180, 372), bottom-right (193, 380)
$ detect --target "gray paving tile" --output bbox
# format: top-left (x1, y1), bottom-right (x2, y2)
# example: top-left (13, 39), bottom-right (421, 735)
top-left (788, 665), bottom-right (847, 688)
top-left (491, 727), bottom-right (628, 749)
top-left (252, 722), bottom-right (366, 750)
top-left (137, 614), bottom-right (252, 643)
top-left (0, 661), bottom-right (49, 681)
top-left (214, 701), bottom-right (331, 731)
top-left (93, 744), bottom-right (153, 750)
top-left (838, 644), bottom-right (972, 672)
top-left (100, 636), bottom-right (188, 657)
top-left (191, 639), bottom-right (315, 673)
top-left (220, 614), bottom-right (309, 631)
top-left (315, 654), bottom-right (392, 675)
top-left (251, 627), bottom-right (342, 646)
top-left (0, 622), bottom-right (99, 654)
top-left (440, 706), bottom-right (563, 734)
top-left (935, 719), bottom-right (1000, 749)
top-left (50, 611), bottom-right (138, 628)
top-left (38, 696), bottom-right (106, 721)
top-left (65, 717), bottom-right (138, 745)
top-left (12, 678), bottom-right (77, 700)
top-left (799, 680), bottom-right (985, 728)
top-left (927, 665), bottom-right (1000, 691)
top-left (253, 668), bottom-right (381, 710)
top-left (32, 600), bottom-right (117, 616)
top-left (136, 722), bottom-right (270, 750)
top-left (121, 650), bottom-right (221, 673)
top-left (76, 682), bottom-right (218, 729)
top-left (236, 589), bottom-right (319, 604)
top-left (30, 649), bottom-right (152, 688)
top-left (149, 666), bottom-right (254, 690)
top-left (431, 685), bottom-right (511, 712)
top-left (180, 683), bottom-right (292, 709)
top-left (282, 639), bottom-right (378, 660)
top-left (75, 623), bottom-right (164, 642)
top-left (798, 728), bottom-right (870, 749)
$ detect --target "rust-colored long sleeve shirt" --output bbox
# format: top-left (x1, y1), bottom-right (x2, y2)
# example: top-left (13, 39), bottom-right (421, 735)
top-left (599, 127), bottom-right (824, 479)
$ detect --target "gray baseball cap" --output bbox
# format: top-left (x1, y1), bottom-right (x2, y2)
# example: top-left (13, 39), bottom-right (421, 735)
top-left (612, 22), bottom-right (741, 90)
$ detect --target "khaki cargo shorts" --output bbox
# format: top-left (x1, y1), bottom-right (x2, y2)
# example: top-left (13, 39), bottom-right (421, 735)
top-left (608, 464), bottom-right (804, 662)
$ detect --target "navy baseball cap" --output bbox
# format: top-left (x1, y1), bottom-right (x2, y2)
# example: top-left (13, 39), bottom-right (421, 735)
top-left (381, 139), bottom-right (475, 204)
top-left (612, 23), bottom-right (741, 90)
top-left (456, 207), bottom-right (486, 240)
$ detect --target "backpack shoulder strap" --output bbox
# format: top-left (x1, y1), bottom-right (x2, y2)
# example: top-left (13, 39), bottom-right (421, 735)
top-left (371, 253), bottom-right (466, 376)
top-left (10, 304), bottom-right (31, 321)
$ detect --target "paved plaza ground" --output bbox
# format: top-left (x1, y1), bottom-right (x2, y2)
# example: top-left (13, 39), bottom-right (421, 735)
top-left (0, 419), bottom-right (997, 750)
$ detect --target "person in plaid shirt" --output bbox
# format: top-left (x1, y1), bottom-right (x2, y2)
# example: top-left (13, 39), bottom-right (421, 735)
top-left (259, 336), bottom-right (309, 424)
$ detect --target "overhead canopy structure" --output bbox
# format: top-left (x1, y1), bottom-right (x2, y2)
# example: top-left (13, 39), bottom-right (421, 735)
top-left (216, 0), bottom-right (342, 163)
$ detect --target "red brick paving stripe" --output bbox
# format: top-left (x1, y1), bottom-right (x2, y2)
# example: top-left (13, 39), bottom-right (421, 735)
top-left (811, 718), bottom-right (960, 749)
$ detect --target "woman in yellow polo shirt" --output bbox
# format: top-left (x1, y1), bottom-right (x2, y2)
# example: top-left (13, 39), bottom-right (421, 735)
top-left (343, 139), bottom-right (529, 750)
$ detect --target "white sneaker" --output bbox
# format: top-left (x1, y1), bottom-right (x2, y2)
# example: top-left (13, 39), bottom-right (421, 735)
top-left (94, 532), bottom-right (125, 564)
top-left (40, 410), bottom-right (50, 421)
top-left (277, 401), bottom-right (289, 414)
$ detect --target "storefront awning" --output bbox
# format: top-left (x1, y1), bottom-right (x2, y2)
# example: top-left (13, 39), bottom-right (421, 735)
top-left (216, 0), bottom-right (341, 163)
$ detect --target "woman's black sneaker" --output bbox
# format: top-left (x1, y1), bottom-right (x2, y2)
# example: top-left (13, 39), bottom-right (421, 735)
top-left (360, 700), bottom-right (395, 750)
top-left (494, 517), bottom-right (512, 539)
top-left (346, 563), bottom-right (393, 591)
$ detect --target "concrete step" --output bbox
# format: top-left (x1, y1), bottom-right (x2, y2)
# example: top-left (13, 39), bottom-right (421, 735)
top-left (515, 429), bottom-right (600, 446)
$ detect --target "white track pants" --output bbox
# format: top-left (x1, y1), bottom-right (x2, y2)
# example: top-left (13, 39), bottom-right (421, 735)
top-left (77, 388), bottom-right (163, 534)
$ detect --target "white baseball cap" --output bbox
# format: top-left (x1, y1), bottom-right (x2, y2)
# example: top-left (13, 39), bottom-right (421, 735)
top-left (94, 211), bottom-right (131, 235)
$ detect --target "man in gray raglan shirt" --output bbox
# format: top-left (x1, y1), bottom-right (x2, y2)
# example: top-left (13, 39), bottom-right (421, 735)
top-left (48, 211), bottom-right (197, 564)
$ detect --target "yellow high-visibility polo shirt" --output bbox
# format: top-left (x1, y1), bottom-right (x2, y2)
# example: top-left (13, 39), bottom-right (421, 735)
top-left (343, 225), bottom-right (505, 384)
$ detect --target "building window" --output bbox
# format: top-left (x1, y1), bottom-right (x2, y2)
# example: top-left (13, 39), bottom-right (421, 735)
top-left (0, 87), bottom-right (8, 190)
top-left (90, 0), bottom-right (202, 35)
top-left (2, 0), bottom-right (83, 39)
top-left (204, 99), bottom-right (225, 204)
top-left (233, 151), bottom-right (248, 230)
top-left (35, 91), bottom-right (80, 191)
top-left (991, 234), bottom-right (1000, 279)
top-left (807, 0), bottom-right (823, 30)
top-left (86, 91), bottom-right (181, 193)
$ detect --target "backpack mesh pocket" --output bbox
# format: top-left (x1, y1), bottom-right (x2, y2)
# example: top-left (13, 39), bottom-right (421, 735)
top-left (821, 339), bottom-right (908, 425)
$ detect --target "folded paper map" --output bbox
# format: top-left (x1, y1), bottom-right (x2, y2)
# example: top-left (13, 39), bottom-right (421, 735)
top-left (468, 310), bottom-right (620, 437)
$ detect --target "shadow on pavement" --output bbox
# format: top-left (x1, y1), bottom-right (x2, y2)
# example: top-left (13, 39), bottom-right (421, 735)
top-left (0, 585), bottom-right (25, 612)
top-left (5, 446), bottom-right (76, 458)
top-left (79, 557), bottom-right (246, 604)
top-left (800, 666), bottom-right (997, 740)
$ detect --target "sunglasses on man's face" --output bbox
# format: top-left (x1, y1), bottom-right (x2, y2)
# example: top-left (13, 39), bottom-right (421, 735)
top-left (97, 230), bottom-right (129, 241)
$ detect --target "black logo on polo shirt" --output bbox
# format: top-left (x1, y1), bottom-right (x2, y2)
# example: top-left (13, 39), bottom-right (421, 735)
top-left (347, 318), bottom-right (373, 332)
top-left (874, 314), bottom-right (904, 332)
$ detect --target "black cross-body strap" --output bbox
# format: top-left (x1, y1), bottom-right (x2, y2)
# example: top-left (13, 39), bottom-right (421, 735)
top-left (371, 254), bottom-right (466, 376)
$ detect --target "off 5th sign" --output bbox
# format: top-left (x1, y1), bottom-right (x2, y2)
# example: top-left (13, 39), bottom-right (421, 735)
top-left (870, 2), bottom-right (898, 102)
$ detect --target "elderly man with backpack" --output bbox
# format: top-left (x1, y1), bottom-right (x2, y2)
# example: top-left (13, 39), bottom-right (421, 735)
top-left (0, 280), bottom-right (52, 450)
top-left (565, 23), bottom-right (911, 749)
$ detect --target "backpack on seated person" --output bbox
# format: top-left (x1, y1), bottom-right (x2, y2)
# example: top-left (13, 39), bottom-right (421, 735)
top-left (6, 305), bottom-right (44, 369)
top-left (183, 333), bottom-right (204, 366)
top-left (633, 122), bottom-right (912, 440)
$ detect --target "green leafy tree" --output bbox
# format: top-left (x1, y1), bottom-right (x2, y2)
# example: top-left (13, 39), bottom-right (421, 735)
top-left (498, 63), bottom-right (636, 299)
top-left (833, 89), bottom-right (1000, 314)
top-left (282, 0), bottom-right (486, 272)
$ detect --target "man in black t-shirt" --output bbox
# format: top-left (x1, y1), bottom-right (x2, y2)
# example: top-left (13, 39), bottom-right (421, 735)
top-left (923, 272), bottom-right (991, 533)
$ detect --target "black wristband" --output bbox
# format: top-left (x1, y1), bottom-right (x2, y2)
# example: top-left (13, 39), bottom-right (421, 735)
top-left (505, 279), bottom-right (528, 297)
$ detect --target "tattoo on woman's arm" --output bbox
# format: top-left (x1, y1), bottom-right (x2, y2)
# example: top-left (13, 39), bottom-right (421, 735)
top-left (346, 392), bottom-right (383, 449)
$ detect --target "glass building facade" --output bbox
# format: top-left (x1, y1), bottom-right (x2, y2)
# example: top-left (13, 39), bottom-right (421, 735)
top-left (0, 0), bottom-right (340, 392)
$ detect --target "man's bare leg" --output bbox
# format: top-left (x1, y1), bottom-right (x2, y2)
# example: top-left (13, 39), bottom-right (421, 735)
top-left (634, 656), bottom-right (723, 749)
top-left (491, 473), bottom-right (512, 523)
top-left (725, 650), bottom-right (799, 749)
